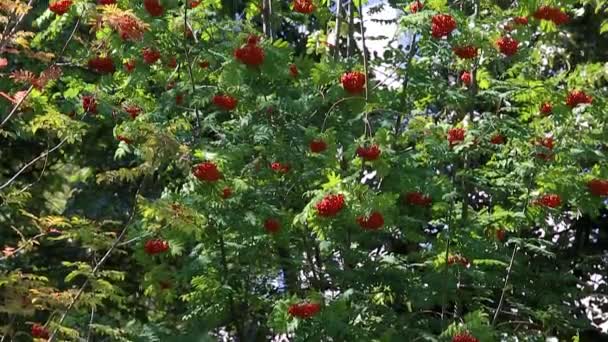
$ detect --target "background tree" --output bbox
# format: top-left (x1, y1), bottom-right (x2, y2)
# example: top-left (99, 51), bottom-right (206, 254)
top-left (0, 0), bottom-right (607, 341)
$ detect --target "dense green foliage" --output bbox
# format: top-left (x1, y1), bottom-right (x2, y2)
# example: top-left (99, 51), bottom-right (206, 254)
top-left (1, 0), bottom-right (607, 341)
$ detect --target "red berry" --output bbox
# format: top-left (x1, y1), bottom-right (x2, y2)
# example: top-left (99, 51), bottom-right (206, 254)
top-left (490, 134), bottom-right (505, 145)
top-left (460, 71), bottom-right (472, 85)
top-left (193, 162), bottom-right (222, 182)
top-left (221, 187), bottom-right (233, 199)
top-left (288, 302), bottom-right (321, 318)
top-left (212, 94), bottom-right (238, 111)
top-left (264, 218), bottom-right (281, 233)
top-left (357, 211), bottom-right (384, 230)
top-left (199, 60), bottom-right (210, 68)
top-left (495, 229), bottom-right (506, 241)
top-left (535, 136), bottom-right (554, 160)
top-left (142, 48), bottom-right (161, 65)
top-left (566, 90), bottom-right (593, 108)
top-left (166, 57), bottom-right (177, 68)
top-left (31, 323), bottom-right (49, 339)
top-left (534, 194), bottom-right (561, 208)
top-left (293, 0), bottom-right (315, 14)
top-left (431, 14), bottom-right (457, 38)
top-left (341, 71), bottom-right (366, 94)
top-left (234, 40), bottom-right (265, 66)
top-left (540, 102), bottom-right (553, 115)
top-left (190, 0), bottom-right (201, 8)
top-left (410, 0), bottom-right (423, 13)
top-left (49, 0), bottom-right (72, 15)
top-left (447, 127), bottom-right (466, 146)
top-left (88, 56), bottom-right (116, 74)
top-left (123, 105), bottom-right (141, 119)
top-left (117, 135), bottom-right (132, 144)
top-left (144, 0), bottom-right (164, 16)
top-left (452, 45), bottom-right (478, 59)
top-left (144, 239), bottom-right (169, 255)
top-left (175, 94), bottom-right (184, 105)
top-left (316, 194), bottom-right (345, 217)
top-left (356, 144), bottom-right (381, 161)
top-left (289, 63), bottom-right (299, 77)
top-left (82, 95), bottom-right (97, 114)
top-left (452, 333), bottom-right (479, 342)
top-left (497, 36), bottom-right (518, 56)
top-left (513, 16), bottom-right (529, 25)
top-left (534, 6), bottom-right (569, 25)
top-left (405, 192), bottom-right (432, 207)
top-left (309, 139), bottom-right (328, 153)
top-left (124, 59), bottom-right (136, 73)
top-left (270, 162), bottom-right (290, 173)
top-left (246, 35), bottom-right (260, 45)
top-left (587, 179), bottom-right (608, 197)
top-left (447, 255), bottom-right (469, 267)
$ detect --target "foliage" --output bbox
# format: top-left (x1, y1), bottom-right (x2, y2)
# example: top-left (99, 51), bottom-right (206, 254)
top-left (0, 0), bottom-right (607, 341)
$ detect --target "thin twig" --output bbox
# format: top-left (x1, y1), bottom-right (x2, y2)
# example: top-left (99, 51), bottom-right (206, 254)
top-left (0, 136), bottom-right (70, 191)
top-left (333, 0), bottom-right (343, 59)
top-left (0, 17), bottom-right (81, 129)
top-left (357, 3), bottom-right (368, 102)
top-left (86, 307), bottom-right (95, 342)
top-left (491, 246), bottom-right (518, 325)
top-left (47, 181), bottom-right (144, 341)
top-left (183, 2), bottom-right (201, 137)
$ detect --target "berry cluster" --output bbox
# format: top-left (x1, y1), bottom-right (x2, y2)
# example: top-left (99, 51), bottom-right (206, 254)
top-left (539, 102), bottom-right (553, 115)
top-left (123, 105), bottom-right (141, 119)
top-left (264, 218), bottom-right (281, 234)
top-left (144, 239), bottom-right (169, 255)
top-left (309, 139), bottom-right (328, 153)
top-left (447, 255), bottom-right (469, 266)
top-left (234, 36), bottom-right (265, 66)
top-left (288, 302), bottom-right (322, 318)
top-left (566, 90), bottom-right (593, 108)
top-left (144, 0), bottom-right (164, 16)
top-left (490, 134), bottom-right (506, 145)
top-left (431, 14), bottom-right (457, 38)
top-left (271, 162), bottom-right (290, 173)
top-left (124, 59), bottom-right (136, 73)
top-left (460, 71), bottom-right (472, 86)
top-left (221, 187), bottom-right (233, 199)
top-left (448, 127), bottom-right (466, 146)
top-left (293, 0), bottom-right (315, 14)
top-left (533, 6), bottom-right (569, 25)
top-left (193, 162), bottom-right (222, 182)
top-left (316, 194), bottom-right (345, 217)
top-left (212, 94), bottom-right (238, 111)
top-left (88, 57), bottom-right (116, 74)
top-left (356, 145), bottom-right (381, 161)
top-left (452, 45), bottom-right (478, 59)
top-left (356, 211), bottom-right (385, 230)
top-left (82, 95), bottom-right (97, 114)
top-left (452, 333), bottom-right (479, 342)
top-left (410, 0), bottom-right (423, 13)
top-left (535, 136), bottom-right (554, 160)
top-left (289, 63), bottom-right (299, 77)
top-left (341, 71), bottom-right (366, 94)
top-left (534, 194), bottom-right (562, 208)
top-left (587, 179), bottom-right (608, 197)
top-left (31, 323), bottom-right (49, 339)
top-left (405, 192), bottom-right (432, 207)
top-left (142, 48), bottom-right (161, 65)
top-left (49, 0), bottom-right (72, 15)
top-left (513, 16), bottom-right (529, 25)
top-left (497, 36), bottom-right (519, 56)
